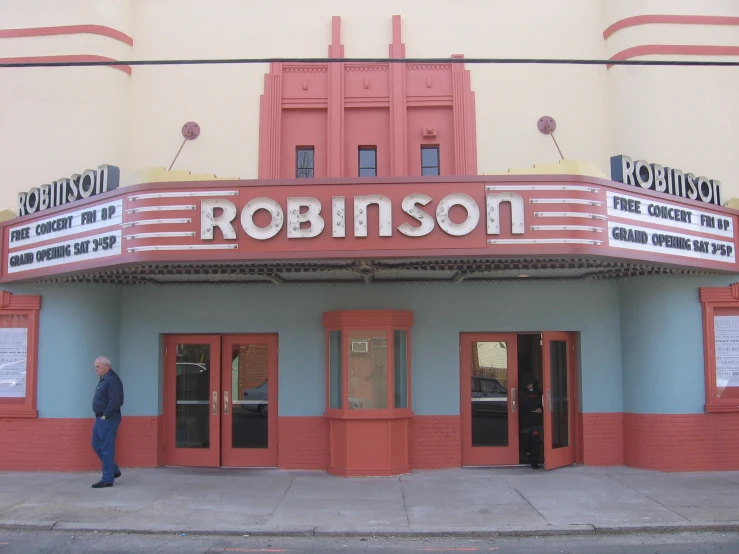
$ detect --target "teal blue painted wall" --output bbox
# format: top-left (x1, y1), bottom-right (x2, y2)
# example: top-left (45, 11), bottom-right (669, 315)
top-left (619, 275), bottom-right (739, 414)
top-left (4, 279), bottom-right (624, 419)
top-left (116, 280), bottom-right (623, 417)
top-left (11, 273), bottom-right (739, 420)
top-left (3, 284), bottom-right (120, 418)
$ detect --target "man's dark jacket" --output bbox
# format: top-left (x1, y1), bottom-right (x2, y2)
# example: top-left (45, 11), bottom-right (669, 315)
top-left (92, 369), bottom-right (124, 418)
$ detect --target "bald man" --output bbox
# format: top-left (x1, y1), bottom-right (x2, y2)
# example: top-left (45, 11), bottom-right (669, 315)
top-left (91, 356), bottom-right (124, 488)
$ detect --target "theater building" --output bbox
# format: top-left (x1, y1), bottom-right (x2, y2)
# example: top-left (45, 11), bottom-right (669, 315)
top-left (1, 1), bottom-right (739, 475)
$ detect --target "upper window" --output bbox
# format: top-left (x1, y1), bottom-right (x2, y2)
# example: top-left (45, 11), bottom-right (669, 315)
top-left (296, 147), bottom-right (314, 178)
top-left (421, 145), bottom-right (440, 176)
top-left (358, 147), bottom-right (377, 177)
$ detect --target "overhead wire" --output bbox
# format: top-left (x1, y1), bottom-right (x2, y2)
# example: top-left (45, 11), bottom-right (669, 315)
top-left (2, 56), bottom-right (739, 69)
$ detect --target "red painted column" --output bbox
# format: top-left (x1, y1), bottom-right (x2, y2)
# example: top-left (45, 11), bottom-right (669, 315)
top-left (388, 15), bottom-right (408, 177)
top-left (327, 16), bottom-right (345, 177)
top-left (452, 55), bottom-right (476, 175)
top-left (258, 63), bottom-right (283, 179)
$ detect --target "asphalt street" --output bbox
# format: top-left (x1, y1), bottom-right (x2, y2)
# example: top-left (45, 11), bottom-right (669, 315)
top-left (1, 531), bottom-right (739, 553)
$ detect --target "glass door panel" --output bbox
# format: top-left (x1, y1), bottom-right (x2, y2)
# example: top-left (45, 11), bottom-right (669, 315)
top-left (221, 334), bottom-right (278, 467)
top-left (471, 342), bottom-right (510, 447)
top-left (164, 335), bottom-right (221, 467)
top-left (176, 344), bottom-right (212, 449)
top-left (461, 333), bottom-right (519, 466)
top-left (550, 340), bottom-right (569, 449)
top-left (543, 332), bottom-right (576, 470)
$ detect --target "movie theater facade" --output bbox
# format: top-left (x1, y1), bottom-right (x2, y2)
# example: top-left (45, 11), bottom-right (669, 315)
top-left (2, 7), bottom-right (739, 475)
top-left (1, 162), bottom-right (739, 475)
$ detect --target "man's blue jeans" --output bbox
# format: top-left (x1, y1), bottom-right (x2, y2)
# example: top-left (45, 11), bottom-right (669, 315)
top-left (91, 415), bottom-right (121, 483)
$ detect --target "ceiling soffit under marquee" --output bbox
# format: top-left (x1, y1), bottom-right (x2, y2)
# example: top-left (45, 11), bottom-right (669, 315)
top-left (29, 257), bottom-right (719, 286)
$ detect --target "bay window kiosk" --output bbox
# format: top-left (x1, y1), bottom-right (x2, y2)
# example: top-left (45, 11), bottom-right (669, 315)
top-left (322, 311), bottom-right (413, 476)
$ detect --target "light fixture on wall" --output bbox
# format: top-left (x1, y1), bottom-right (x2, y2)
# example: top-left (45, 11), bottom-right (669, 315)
top-left (537, 116), bottom-right (564, 160)
top-left (168, 121), bottom-right (201, 171)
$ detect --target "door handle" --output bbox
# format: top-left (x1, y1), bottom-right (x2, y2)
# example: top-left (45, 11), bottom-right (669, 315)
top-left (547, 389), bottom-right (552, 413)
top-left (511, 388), bottom-right (516, 412)
top-left (224, 391), bottom-right (229, 415)
top-left (212, 391), bottom-right (218, 415)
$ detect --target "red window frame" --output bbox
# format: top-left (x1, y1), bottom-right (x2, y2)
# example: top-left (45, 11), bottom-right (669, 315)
top-left (0, 292), bottom-right (41, 418)
top-left (700, 283), bottom-right (739, 413)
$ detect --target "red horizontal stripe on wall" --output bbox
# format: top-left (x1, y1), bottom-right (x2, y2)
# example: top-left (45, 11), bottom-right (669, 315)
top-left (608, 44), bottom-right (739, 67)
top-left (0, 54), bottom-right (132, 75)
top-left (604, 15), bottom-right (739, 39)
top-left (0, 24), bottom-right (133, 45)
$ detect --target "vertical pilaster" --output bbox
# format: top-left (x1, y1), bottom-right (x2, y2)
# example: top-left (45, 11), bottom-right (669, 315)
top-left (258, 63), bottom-right (283, 179)
top-left (327, 16), bottom-right (345, 177)
top-left (452, 55), bottom-right (473, 175)
top-left (388, 15), bottom-right (407, 177)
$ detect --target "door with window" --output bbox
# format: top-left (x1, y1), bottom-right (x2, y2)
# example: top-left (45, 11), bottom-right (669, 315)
top-left (460, 333), bottom-right (519, 465)
top-left (164, 334), bottom-right (278, 467)
top-left (542, 332), bottom-right (576, 470)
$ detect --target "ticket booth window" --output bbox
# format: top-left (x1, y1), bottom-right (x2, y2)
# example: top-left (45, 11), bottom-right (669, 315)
top-left (328, 330), bottom-right (342, 409)
top-left (323, 310), bottom-right (413, 476)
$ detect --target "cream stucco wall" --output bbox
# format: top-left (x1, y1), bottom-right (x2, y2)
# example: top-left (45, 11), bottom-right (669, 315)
top-left (0, 0), bottom-right (737, 212)
top-left (603, 0), bottom-right (739, 204)
top-left (0, 0), bottom-right (132, 212)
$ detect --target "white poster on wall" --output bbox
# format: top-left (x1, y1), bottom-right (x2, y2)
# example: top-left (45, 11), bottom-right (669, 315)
top-left (714, 315), bottom-right (739, 394)
top-left (0, 328), bottom-right (28, 398)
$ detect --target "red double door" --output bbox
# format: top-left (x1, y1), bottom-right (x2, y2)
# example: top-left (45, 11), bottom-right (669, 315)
top-left (461, 332), bottom-right (577, 470)
top-left (163, 334), bottom-right (278, 467)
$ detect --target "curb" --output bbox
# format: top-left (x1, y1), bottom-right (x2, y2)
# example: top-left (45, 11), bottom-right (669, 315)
top-left (0, 520), bottom-right (56, 532)
top-left (51, 523), bottom-right (315, 537)
top-left (593, 522), bottom-right (739, 535)
top-left (2, 520), bottom-right (739, 538)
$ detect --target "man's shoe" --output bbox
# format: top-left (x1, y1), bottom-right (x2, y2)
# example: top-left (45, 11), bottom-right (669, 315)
top-left (92, 481), bottom-right (113, 489)
top-left (531, 460), bottom-right (540, 469)
top-left (114, 470), bottom-right (122, 479)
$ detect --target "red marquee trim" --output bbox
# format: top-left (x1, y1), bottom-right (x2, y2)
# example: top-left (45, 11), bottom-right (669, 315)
top-left (604, 15), bottom-right (739, 39)
top-left (2, 174), bottom-right (739, 283)
top-left (0, 24), bottom-right (133, 46)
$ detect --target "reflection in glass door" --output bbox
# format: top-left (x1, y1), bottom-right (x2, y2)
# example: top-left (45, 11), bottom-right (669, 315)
top-left (221, 335), bottom-right (278, 467)
top-left (165, 335), bottom-right (221, 467)
top-left (461, 333), bottom-right (519, 466)
top-left (542, 332), bottom-right (576, 470)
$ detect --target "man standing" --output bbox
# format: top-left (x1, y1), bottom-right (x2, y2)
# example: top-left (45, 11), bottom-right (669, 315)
top-left (519, 373), bottom-right (543, 469)
top-left (91, 356), bottom-right (124, 488)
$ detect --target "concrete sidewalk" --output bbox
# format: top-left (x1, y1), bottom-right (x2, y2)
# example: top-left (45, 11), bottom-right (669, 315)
top-left (1, 465), bottom-right (739, 538)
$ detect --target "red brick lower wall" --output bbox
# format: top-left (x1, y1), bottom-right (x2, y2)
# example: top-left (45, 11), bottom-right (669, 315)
top-left (5, 413), bottom-right (737, 473)
top-left (409, 415), bottom-right (462, 469)
top-left (582, 412), bottom-right (624, 466)
top-left (0, 416), bottom-right (159, 471)
top-left (624, 413), bottom-right (739, 471)
top-left (277, 416), bottom-right (329, 469)
top-left (275, 415), bottom-right (463, 470)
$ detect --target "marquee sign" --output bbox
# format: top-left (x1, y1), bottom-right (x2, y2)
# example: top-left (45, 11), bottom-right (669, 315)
top-left (16, 165), bottom-right (120, 217)
top-left (1, 174), bottom-right (738, 282)
top-left (610, 155), bottom-right (722, 206)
